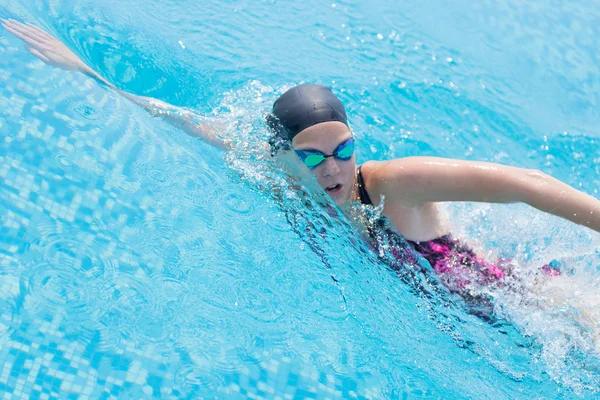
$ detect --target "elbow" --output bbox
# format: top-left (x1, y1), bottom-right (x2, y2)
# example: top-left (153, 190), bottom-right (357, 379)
top-left (518, 168), bottom-right (554, 204)
top-left (526, 168), bottom-right (546, 179)
top-left (524, 169), bottom-right (551, 188)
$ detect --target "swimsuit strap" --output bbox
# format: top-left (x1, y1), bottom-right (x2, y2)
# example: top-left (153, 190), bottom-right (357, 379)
top-left (356, 166), bottom-right (373, 206)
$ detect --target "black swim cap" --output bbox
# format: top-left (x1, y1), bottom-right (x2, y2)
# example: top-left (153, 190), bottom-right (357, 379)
top-left (266, 84), bottom-right (348, 146)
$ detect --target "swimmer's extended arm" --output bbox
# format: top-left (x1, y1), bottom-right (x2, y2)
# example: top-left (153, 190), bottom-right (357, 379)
top-left (366, 157), bottom-right (600, 233)
top-left (2, 19), bottom-right (231, 151)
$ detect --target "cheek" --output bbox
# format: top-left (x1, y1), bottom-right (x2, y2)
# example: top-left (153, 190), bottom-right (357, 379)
top-left (342, 159), bottom-right (356, 178)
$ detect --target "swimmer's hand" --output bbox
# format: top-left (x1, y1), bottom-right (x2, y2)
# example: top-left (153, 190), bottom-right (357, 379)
top-left (2, 19), bottom-right (114, 87)
top-left (3, 20), bottom-right (85, 72)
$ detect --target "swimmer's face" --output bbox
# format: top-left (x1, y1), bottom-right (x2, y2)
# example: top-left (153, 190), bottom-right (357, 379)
top-left (292, 121), bottom-right (356, 206)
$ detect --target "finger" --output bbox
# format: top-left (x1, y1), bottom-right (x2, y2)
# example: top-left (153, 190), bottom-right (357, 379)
top-left (27, 47), bottom-right (51, 64)
top-left (2, 18), bottom-right (16, 30)
top-left (4, 19), bottom-right (51, 45)
top-left (9, 20), bottom-right (55, 43)
top-left (2, 19), bottom-right (28, 31)
top-left (2, 21), bottom-right (35, 43)
top-left (4, 23), bottom-right (54, 52)
top-left (1, 19), bottom-right (15, 32)
top-left (27, 23), bottom-right (57, 41)
top-left (16, 21), bottom-right (51, 43)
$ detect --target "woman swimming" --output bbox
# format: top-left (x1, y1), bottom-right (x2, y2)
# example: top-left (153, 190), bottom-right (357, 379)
top-left (4, 20), bottom-right (600, 320)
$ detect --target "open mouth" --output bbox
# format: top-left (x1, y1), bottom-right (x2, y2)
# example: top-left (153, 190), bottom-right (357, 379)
top-left (325, 183), bottom-right (343, 195)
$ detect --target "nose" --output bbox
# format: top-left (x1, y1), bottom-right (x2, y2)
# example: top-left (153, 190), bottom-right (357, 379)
top-left (321, 157), bottom-right (340, 177)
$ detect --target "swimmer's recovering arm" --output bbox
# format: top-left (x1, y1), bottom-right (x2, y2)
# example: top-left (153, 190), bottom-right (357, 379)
top-left (366, 157), bottom-right (600, 233)
top-left (2, 19), bottom-right (231, 151)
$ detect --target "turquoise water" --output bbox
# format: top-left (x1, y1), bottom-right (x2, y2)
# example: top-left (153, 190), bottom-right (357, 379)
top-left (1, 0), bottom-right (600, 398)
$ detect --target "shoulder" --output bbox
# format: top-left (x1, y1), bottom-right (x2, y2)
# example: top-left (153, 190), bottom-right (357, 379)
top-left (359, 158), bottom-right (420, 206)
top-left (365, 156), bottom-right (485, 180)
top-left (360, 156), bottom-right (463, 206)
top-left (361, 156), bottom-right (441, 185)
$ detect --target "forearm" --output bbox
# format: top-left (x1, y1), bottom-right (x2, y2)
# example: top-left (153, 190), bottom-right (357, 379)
top-left (82, 66), bottom-right (149, 111)
top-left (80, 64), bottom-right (115, 89)
top-left (80, 66), bottom-right (159, 111)
top-left (146, 103), bottom-right (231, 150)
top-left (524, 172), bottom-right (600, 232)
top-left (79, 65), bottom-right (230, 150)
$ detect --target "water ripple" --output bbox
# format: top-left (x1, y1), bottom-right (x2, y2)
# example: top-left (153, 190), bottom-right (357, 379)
top-left (21, 228), bottom-right (115, 320)
top-left (174, 362), bottom-right (226, 393)
top-left (179, 167), bottom-right (220, 208)
top-left (101, 272), bottom-right (169, 345)
top-left (42, 238), bottom-right (108, 278)
top-left (53, 152), bottom-right (80, 172)
top-left (232, 278), bottom-right (284, 324)
top-left (264, 213), bottom-right (291, 233)
top-left (25, 262), bottom-right (91, 316)
top-left (223, 192), bottom-right (252, 215)
top-left (70, 101), bottom-right (105, 121)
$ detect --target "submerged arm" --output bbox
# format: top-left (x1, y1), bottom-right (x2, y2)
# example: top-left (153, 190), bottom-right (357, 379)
top-left (2, 19), bottom-right (230, 150)
top-left (369, 157), bottom-right (600, 233)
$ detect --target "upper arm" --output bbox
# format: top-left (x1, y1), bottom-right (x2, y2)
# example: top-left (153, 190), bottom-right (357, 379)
top-left (367, 156), bottom-right (537, 206)
top-left (135, 95), bottom-right (232, 151)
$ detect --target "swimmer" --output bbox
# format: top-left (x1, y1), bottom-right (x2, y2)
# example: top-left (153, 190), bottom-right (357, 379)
top-left (4, 20), bottom-right (600, 340)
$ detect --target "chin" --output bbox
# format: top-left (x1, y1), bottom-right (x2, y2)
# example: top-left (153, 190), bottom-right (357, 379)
top-left (333, 190), bottom-right (351, 206)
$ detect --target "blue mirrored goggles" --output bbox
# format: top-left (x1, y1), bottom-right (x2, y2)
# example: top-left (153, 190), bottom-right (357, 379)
top-left (294, 138), bottom-right (355, 170)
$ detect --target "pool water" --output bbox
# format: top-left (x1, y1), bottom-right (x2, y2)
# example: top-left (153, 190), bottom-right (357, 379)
top-left (1, 0), bottom-right (600, 398)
